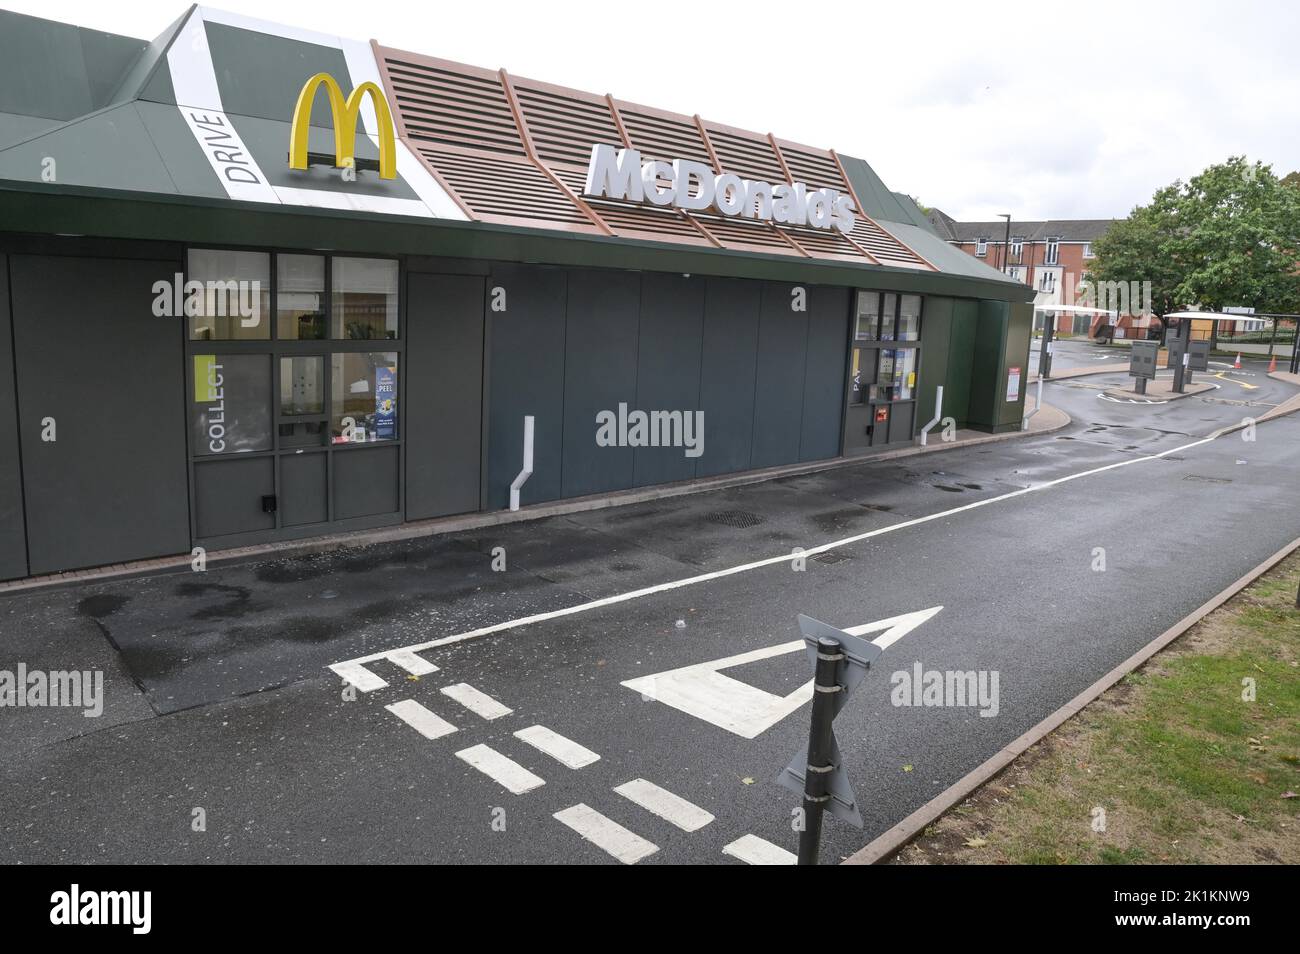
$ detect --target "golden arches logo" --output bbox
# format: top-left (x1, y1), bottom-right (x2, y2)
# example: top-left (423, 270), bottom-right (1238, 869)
top-left (288, 72), bottom-right (396, 180)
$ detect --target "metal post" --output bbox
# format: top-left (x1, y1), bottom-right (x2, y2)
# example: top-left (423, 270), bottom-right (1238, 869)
top-left (798, 636), bottom-right (842, 866)
top-left (1039, 315), bottom-right (1055, 380)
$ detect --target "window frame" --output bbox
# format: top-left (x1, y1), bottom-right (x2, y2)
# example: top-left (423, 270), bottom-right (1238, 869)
top-left (182, 245), bottom-right (405, 541)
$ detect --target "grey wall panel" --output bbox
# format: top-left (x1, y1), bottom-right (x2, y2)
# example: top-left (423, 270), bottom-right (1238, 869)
top-left (280, 453), bottom-right (327, 528)
top-left (0, 256), bottom-right (27, 580)
top-left (486, 264), bottom-right (567, 509)
top-left (195, 456), bottom-right (275, 538)
top-left (11, 255), bottom-right (189, 573)
top-left (799, 285), bottom-right (850, 462)
top-left (632, 273), bottom-right (704, 487)
top-left (334, 445), bottom-right (400, 520)
top-left (751, 281), bottom-right (809, 469)
top-left (406, 272), bottom-right (484, 520)
top-left (696, 278), bottom-right (760, 477)
top-left (561, 270), bottom-right (641, 499)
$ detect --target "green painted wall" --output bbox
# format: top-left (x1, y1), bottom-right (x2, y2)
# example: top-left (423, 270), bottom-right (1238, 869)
top-left (967, 299), bottom-right (1032, 432)
top-left (917, 296), bottom-right (977, 429)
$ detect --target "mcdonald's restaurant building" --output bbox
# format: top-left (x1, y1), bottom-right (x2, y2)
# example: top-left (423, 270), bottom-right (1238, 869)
top-left (0, 6), bottom-right (1034, 583)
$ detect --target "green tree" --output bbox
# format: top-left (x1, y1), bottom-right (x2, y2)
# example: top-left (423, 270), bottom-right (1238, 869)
top-left (1088, 158), bottom-right (1300, 335)
top-left (1087, 182), bottom-right (1184, 332)
top-left (1174, 157), bottom-right (1300, 314)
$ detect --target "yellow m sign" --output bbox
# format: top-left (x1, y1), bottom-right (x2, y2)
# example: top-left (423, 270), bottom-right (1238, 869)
top-left (288, 73), bottom-right (396, 180)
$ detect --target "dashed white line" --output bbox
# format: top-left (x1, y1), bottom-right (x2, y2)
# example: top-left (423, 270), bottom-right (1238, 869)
top-left (441, 683), bottom-right (513, 720)
top-left (554, 804), bottom-right (659, 864)
top-left (332, 660), bottom-right (388, 693)
top-left (513, 725), bottom-right (600, 768)
top-left (455, 744), bottom-right (544, 794)
top-left (384, 699), bottom-right (457, 740)
top-left (613, 779), bottom-right (714, 832)
top-left (387, 649), bottom-right (439, 676)
top-left (722, 834), bottom-right (797, 865)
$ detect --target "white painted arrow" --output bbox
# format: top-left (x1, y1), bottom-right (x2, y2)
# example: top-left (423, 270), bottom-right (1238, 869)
top-left (621, 606), bottom-right (943, 739)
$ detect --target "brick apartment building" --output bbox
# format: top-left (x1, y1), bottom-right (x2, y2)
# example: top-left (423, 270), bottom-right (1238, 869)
top-left (926, 210), bottom-right (1156, 338)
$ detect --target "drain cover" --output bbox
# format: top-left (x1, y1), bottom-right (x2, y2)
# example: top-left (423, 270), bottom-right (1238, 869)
top-left (705, 509), bottom-right (765, 529)
top-left (813, 551), bottom-right (851, 565)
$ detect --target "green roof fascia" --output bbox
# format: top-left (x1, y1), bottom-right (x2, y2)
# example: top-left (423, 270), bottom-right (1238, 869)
top-left (0, 180), bottom-right (1036, 303)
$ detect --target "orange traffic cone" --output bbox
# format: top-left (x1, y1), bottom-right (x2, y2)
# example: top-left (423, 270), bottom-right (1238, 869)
top-left (1268, 354), bottom-right (1277, 373)
top-left (1234, 353), bottom-right (1242, 369)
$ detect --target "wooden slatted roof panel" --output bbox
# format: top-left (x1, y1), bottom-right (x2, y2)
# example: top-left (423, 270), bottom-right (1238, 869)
top-left (374, 44), bottom-right (600, 233)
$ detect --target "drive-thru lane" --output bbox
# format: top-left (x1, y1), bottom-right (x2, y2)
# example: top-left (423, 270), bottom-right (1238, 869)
top-left (1, 375), bottom-right (1297, 864)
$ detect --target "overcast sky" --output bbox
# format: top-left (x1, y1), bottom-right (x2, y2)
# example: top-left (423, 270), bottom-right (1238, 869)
top-left (13, 0), bottom-right (1300, 222)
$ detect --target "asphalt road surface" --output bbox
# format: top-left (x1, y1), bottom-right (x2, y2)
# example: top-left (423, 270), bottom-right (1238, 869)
top-left (2, 366), bottom-right (1296, 865)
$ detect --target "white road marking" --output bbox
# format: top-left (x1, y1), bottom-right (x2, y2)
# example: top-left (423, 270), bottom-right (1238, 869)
top-left (722, 834), bottom-right (797, 865)
top-left (614, 779), bottom-right (714, 832)
top-left (513, 725), bottom-right (600, 768)
top-left (332, 661), bottom-right (388, 693)
top-left (329, 430), bottom-right (1236, 688)
top-left (554, 804), bottom-right (659, 864)
top-left (441, 683), bottom-right (513, 720)
top-left (455, 744), bottom-right (544, 794)
top-left (384, 699), bottom-right (457, 740)
top-left (388, 650), bottom-right (439, 676)
top-left (620, 607), bottom-right (942, 738)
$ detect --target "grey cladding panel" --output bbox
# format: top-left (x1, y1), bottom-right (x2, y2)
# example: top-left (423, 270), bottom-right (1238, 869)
top-left (697, 278), bottom-right (760, 477)
top-left (11, 255), bottom-right (190, 572)
top-left (0, 256), bottom-right (27, 580)
top-left (562, 270), bottom-right (641, 498)
top-left (486, 265), bottom-right (567, 508)
top-left (406, 272), bottom-right (484, 519)
top-left (633, 273), bottom-right (704, 487)
top-left (800, 285), bottom-right (849, 461)
top-left (751, 282), bottom-right (809, 469)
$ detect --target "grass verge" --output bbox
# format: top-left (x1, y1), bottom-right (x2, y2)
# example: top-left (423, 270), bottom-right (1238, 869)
top-left (891, 552), bottom-right (1300, 865)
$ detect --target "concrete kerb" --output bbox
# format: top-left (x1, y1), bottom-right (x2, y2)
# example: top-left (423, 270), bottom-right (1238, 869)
top-left (0, 404), bottom-right (1072, 596)
top-left (844, 534), bottom-right (1300, 865)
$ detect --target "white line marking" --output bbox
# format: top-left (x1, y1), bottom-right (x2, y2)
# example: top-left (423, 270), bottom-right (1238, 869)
top-left (614, 779), bottom-right (714, 832)
top-left (723, 834), bottom-right (797, 865)
top-left (553, 804), bottom-right (659, 864)
top-left (455, 744), bottom-right (544, 794)
top-left (621, 607), bottom-right (942, 738)
top-left (441, 683), bottom-right (513, 720)
top-left (384, 699), bottom-right (457, 740)
top-left (387, 650), bottom-right (439, 676)
top-left (330, 430), bottom-right (1238, 685)
top-left (513, 725), bottom-right (600, 768)
top-left (331, 661), bottom-right (388, 693)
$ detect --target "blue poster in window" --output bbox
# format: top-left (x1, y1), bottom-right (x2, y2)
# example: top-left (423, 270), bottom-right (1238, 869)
top-left (374, 366), bottom-right (396, 439)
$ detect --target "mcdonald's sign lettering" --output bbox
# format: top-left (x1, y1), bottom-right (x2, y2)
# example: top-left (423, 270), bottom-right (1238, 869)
top-left (288, 73), bottom-right (396, 180)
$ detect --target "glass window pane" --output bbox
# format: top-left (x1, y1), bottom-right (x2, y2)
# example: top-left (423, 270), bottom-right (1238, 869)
top-left (280, 356), bottom-right (324, 416)
top-left (898, 295), bottom-right (922, 342)
top-left (895, 349), bottom-right (918, 400)
top-left (881, 294), bottom-right (897, 341)
top-left (854, 291), bottom-right (879, 340)
top-left (190, 353), bottom-right (272, 455)
top-left (331, 352), bottom-right (398, 443)
top-left (332, 257), bottom-right (398, 340)
top-left (278, 254), bottom-right (326, 340)
top-left (186, 249), bottom-right (270, 340)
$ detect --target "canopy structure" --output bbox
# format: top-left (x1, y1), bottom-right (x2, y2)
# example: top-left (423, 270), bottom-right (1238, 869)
top-left (0, 5), bottom-right (1031, 299)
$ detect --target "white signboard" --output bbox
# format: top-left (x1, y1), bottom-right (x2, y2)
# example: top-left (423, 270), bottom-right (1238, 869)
top-left (584, 144), bottom-right (857, 234)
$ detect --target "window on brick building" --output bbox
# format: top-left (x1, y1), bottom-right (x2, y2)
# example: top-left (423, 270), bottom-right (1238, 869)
top-left (1045, 238), bottom-right (1060, 265)
top-left (975, 237), bottom-right (988, 256)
